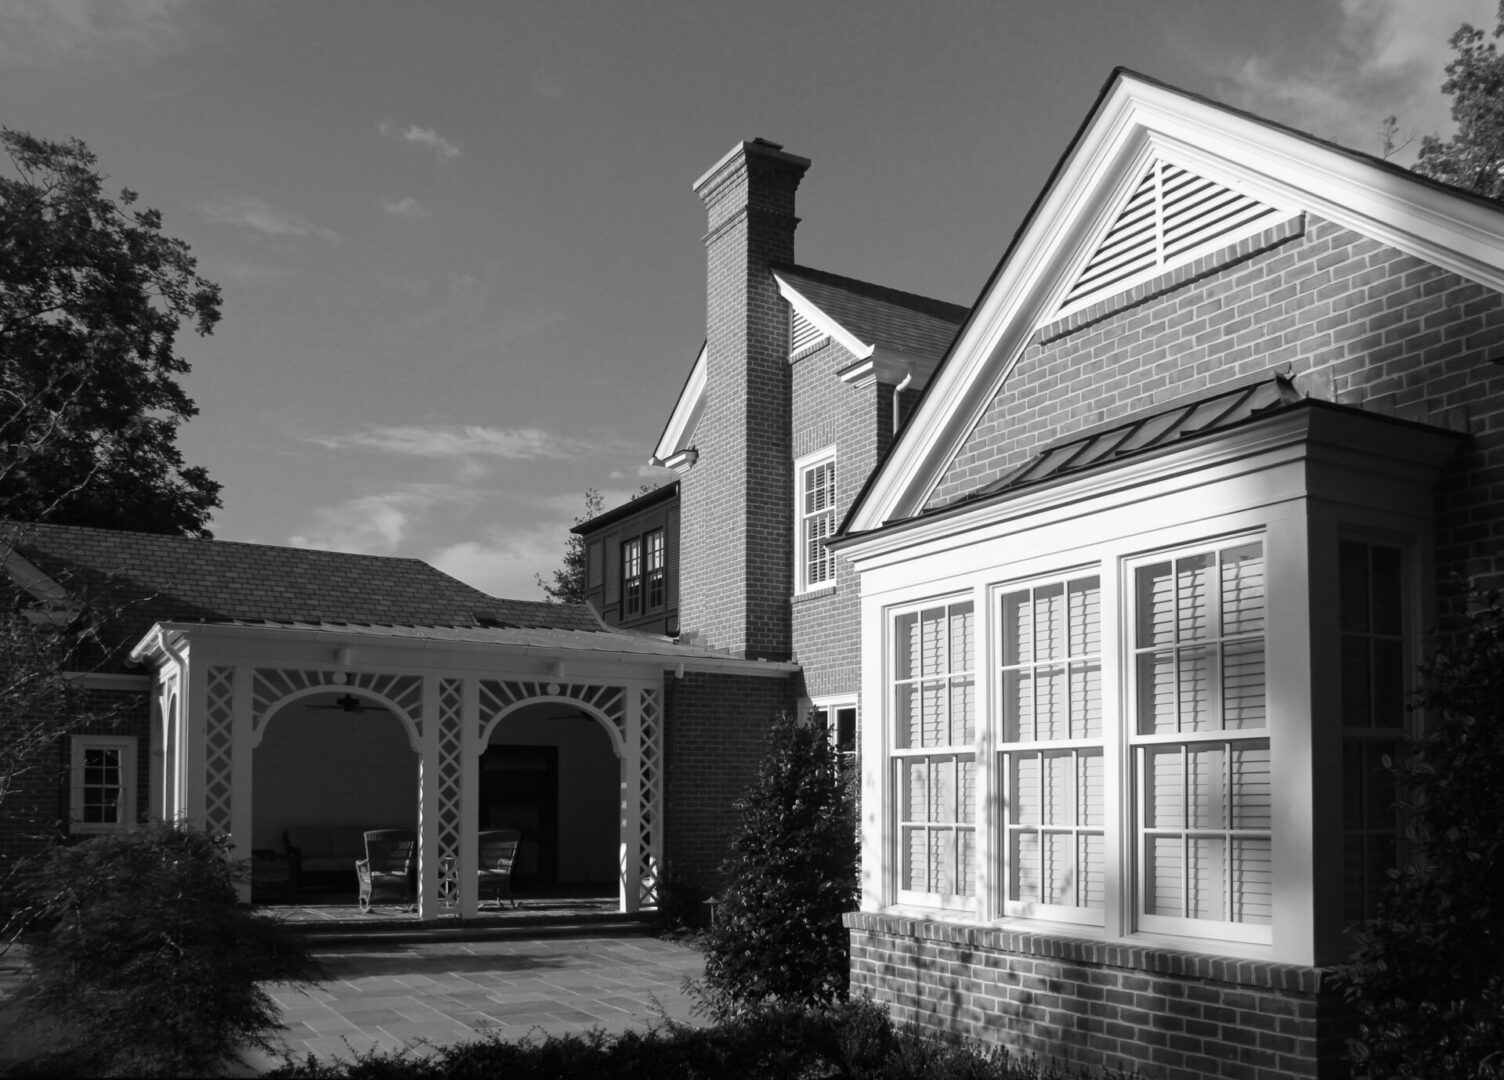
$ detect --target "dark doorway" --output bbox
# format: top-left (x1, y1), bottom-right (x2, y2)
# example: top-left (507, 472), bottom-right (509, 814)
top-left (479, 745), bottom-right (558, 886)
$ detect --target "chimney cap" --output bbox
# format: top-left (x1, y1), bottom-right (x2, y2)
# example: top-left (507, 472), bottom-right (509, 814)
top-left (693, 138), bottom-right (811, 195)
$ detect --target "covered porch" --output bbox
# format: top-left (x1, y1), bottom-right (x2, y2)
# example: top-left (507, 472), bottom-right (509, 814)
top-left (130, 619), bottom-right (788, 920)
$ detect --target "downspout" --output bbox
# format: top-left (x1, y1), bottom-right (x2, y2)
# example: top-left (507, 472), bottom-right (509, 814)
top-left (892, 371), bottom-right (913, 436)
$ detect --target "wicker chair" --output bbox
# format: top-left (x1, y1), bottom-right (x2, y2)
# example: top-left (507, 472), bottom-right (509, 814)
top-left (355, 829), bottom-right (416, 913)
top-left (477, 828), bottom-right (521, 909)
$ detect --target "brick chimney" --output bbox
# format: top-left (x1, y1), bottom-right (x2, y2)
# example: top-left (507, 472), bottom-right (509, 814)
top-left (679, 139), bottom-right (810, 660)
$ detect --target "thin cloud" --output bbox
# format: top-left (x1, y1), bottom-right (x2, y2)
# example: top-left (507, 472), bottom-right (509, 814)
top-left (0, 0), bottom-right (189, 68)
top-left (312, 425), bottom-right (598, 463)
top-left (1225, 0), bottom-right (1496, 158)
top-left (381, 195), bottom-right (432, 220)
top-left (378, 119), bottom-right (461, 162)
top-left (288, 484), bottom-right (480, 556)
top-left (196, 195), bottom-right (339, 242)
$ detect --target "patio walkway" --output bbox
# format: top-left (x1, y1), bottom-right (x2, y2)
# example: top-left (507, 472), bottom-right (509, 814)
top-left (239, 934), bottom-right (708, 1072)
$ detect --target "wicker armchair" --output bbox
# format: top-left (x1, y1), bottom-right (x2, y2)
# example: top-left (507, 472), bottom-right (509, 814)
top-left (355, 829), bottom-right (416, 913)
top-left (477, 828), bottom-right (521, 909)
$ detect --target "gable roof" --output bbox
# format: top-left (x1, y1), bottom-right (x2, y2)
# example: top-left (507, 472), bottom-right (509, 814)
top-left (3, 522), bottom-right (603, 641)
top-left (772, 264), bottom-right (967, 364)
top-left (843, 68), bottom-right (1504, 535)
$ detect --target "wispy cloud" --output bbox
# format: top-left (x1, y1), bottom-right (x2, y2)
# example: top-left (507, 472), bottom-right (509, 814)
top-left (288, 484), bottom-right (480, 557)
top-left (1225, 0), bottom-right (1496, 157)
top-left (0, 0), bottom-right (190, 68)
top-left (381, 195), bottom-right (432, 220)
top-left (378, 119), bottom-right (461, 162)
top-left (196, 195), bottom-right (339, 242)
top-left (312, 425), bottom-right (597, 463)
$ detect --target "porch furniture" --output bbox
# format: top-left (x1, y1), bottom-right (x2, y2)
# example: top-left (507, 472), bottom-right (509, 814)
top-left (355, 829), bottom-right (416, 913)
top-left (477, 828), bottom-right (521, 908)
top-left (283, 825), bottom-right (375, 893)
top-left (251, 849), bottom-right (296, 904)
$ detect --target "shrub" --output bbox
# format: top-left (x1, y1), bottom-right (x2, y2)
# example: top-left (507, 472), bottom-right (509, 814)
top-left (1335, 587), bottom-right (1504, 1079)
top-left (693, 711), bottom-right (859, 1021)
top-left (14, 823), bottom-right (321, 1077)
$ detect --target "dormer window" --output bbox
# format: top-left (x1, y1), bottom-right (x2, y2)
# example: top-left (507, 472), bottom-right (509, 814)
top-left (623, 538), bottom-right (643, 617)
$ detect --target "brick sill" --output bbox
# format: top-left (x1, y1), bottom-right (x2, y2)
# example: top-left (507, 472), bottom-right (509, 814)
top-left (843, 910), bottom-right (1326, 994)
top-left (791, 586), bottom-right (837, 605)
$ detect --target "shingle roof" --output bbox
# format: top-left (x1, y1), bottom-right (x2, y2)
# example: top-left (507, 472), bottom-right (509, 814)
top-left (773, 264), bottom-right (968, 363)
top-left (3, 522), bottom-right (602, 638)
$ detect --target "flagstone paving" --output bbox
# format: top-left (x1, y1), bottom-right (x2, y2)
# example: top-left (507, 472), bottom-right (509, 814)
top-left (240, 935), bottom-right (708, 1072)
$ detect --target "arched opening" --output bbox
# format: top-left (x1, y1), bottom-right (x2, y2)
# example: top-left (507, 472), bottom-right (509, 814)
top-left (251, 690), bottom-right (418, 901)
top-left (483, 701), bottom-right (618, 899)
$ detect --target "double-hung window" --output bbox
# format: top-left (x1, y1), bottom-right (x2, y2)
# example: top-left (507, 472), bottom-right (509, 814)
top-left (645, 529), bottom-right (666, 611)
top-left (893, 599), bottom-right (976, 905)
top-left (1130, 539), bottom-right (1271, 941)
top-left (622, 538), bottom-right (643, 617)
top-left (797, 451), bottom-right (837, 593)
top-left (998, 574), bottom-right (1104, 922)
top-left (70, 735), bottom-right (136, 834)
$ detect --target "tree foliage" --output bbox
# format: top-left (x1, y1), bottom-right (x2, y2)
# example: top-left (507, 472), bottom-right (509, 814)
top-left (0, 128), bottom-right (222, 536)
top-left (15, 824), bottom-right (321, 1077)
top-left (695, 712), bottom-right (859, 1021)
top-left (1413, 2), bottom-right (1504, 200)
top-left (1335, 588), bottom-right (1504, 1079)
top-left (537, 487), bottom-right (604, 604)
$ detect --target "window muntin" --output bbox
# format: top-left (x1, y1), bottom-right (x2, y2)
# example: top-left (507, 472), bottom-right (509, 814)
top-left (622, 538), bottom-right (643, 617)
top-left (798, 454), bottom-right (837, 592)
top-left (71, 736), bottom-right (135, 834)
top-left (1131, 539), bottom-right (1271, 940)
top-left (645, 529), bottom-right (665, 611)
top-left (893, 600), bottom-right (975, 903)
top-left (1339, 540), bottom-right (1406, 923)
top-left (999, 575), bottom-right (1105, 921)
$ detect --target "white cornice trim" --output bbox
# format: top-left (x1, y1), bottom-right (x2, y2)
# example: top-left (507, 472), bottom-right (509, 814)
top-left (847, 71), bottom-right (1504, 535)
top-left (774, 274), bottom-right (874, 361)
top-left (651, 342), bottom-right (706, 467)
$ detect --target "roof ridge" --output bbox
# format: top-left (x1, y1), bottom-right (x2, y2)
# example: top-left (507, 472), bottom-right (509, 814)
top-left (774, 263), bottom-right (969, 322)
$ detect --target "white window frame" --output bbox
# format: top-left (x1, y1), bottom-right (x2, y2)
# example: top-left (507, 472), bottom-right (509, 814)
top-left (809, 696), bottom-right (859, 763)
top-left (796, 447), bottom-right (838, 594)
top-left (70, 734), bottom-right (137, 835)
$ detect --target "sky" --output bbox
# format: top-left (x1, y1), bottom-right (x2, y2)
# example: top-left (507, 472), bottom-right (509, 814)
top-left (0, 0), bottom-right (1493, 600)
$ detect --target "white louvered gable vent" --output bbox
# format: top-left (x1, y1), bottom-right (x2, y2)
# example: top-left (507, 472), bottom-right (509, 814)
top-left (790, 309), bottom-right (828, 358)
top-left (1058, 160), bottom-right (1293, 317)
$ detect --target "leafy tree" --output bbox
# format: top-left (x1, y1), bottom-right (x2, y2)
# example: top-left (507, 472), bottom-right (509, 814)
top-left (1413, 3), bottom-right (1504, 200)
top-left (1335, 588), bottom-right (1504, 1079)
top-left (694, 711), bottom-right (859, 1021)
top-left (537, 487), bottom-right (604, 603)
top-left (1, 128), bottom-right (222, 537)
top-left (15, 824), bottom-right (321, 1077)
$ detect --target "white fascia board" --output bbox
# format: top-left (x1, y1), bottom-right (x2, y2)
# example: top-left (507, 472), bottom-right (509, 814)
top-left (849, 71), bottom-right (1504, 535)
top-left (774, 273), bottom-right (875, 361)
top-left (651, 343), bottom-right (707, 467)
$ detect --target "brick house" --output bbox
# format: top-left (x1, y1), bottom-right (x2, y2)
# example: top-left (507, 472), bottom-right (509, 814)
top-left (613, 70), bottom-right (1504, 1078)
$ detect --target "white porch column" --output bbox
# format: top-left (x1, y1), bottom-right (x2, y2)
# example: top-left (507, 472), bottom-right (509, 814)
top-left (620, 687), bottom-right (641, 915)
top-left (416, 676), bottom-right (441, 921)
top-left (459, 677), bottom-right (480, 919)
top-left (148, 689), bottom-right (165, 823)
top-left (230, 664), bottom-right (255, 903)
top-left (182, 656), bottom-right (208, 827)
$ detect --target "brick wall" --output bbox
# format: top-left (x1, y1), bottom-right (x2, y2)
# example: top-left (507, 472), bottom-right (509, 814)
top-left (847, 913), bottom-right (1350, 1080)
top-left (928, 214), bottom-right (1504, 588)
top-left (681, 142), bottom-right (808, 660)
top-left (662, 671), bottom-right (794, 889)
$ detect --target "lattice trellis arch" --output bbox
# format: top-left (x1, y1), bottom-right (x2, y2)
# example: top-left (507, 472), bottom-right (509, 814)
top-left (249, 668), bottom-right (423, 747)
top-left (203, 667), bottom-right (236, 837)
top-left (638, 687), bottom-right (663, 909)
top-left (476, 680), bottom-right (626, 752)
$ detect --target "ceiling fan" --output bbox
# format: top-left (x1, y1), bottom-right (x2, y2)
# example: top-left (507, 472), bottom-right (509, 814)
top-left (310, 693), bottom-right (387, 715)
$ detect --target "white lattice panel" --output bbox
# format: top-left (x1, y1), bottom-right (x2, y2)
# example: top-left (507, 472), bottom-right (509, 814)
top-left (436, 679), bottom-right (463, 863)
top-left (204, 667), bottom-right (236, 837)
top-left (638, 687), bottom-right (663, 908)
top-left (476, 680), bottom-right (625, 744)
top-left (251, 668), bottom-right (423, 737)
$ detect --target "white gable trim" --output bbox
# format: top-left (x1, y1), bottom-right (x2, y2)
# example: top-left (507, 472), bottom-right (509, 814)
top-left (650, 342), bottom-right (706, 471)
top-left (848, 72), bottom-right (1504, 534)
top-left (774, 273), bottom-right (875, 361)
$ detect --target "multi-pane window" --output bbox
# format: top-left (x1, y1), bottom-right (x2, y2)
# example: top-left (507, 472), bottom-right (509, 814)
top-left (893, 600), bottom-right (976, 901)
top-left (622, 538), bottom-right (643, 617)
top-left (1132, 540), bottom-right (1271, 937)
top-left (799, 455), bottom-right (837, 592)
top-left (645, 529), bottom-right (666, 611)
top-left (70, 736), bottom-right (135, 834)
top-left (998, 575), bottom-right (1104, 920)
top-left (1339, 540), bottom-right (1405, 923)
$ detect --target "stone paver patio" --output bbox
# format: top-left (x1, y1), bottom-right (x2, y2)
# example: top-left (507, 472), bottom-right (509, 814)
top-left (241, 935), bottom-right (707, 1072)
